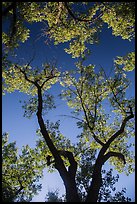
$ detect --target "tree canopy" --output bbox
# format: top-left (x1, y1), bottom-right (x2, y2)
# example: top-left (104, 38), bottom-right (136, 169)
top-left (2, 2), bottom-right (135, 60)
top-left (2, 1), bottom-right (135, 202)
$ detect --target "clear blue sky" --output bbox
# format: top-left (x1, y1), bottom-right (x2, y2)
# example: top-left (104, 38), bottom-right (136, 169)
top-left (2, 20), bottom-right (135, 201)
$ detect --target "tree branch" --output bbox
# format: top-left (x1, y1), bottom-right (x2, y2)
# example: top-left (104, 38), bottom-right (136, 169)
top-left (64, 2), bottom-right (103, 24)
top-left (102, 151), bottom-right (126, 165)
top-left (59, 114), bottom-right (83, 122)
top-left (17, 62), bottom-right (58, 89)
top-left (14, 178), bottom-right (24, 197)
top-left (108, 80), bottom-right (129, 113)
top-left (98, 107), bottom-right (134, 159)
top-left (83, 105), bottom-right (104, 146)
top-left (106, 108), bottom-right (134, 147)
top-left (19, 68), bottom-right (37, 86)
top-left (100, 65), bottom-right (130, 114)
top-left (76, 87), bottom-right (104, 146)
top-left (36, 87), bottom-right (71, 180)
top-left (41, 74), bottom-right (58, 88)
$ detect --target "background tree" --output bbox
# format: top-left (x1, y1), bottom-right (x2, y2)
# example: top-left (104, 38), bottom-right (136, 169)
top-left (45, 189), bottom-right (65, 202)
top-left (2, 132), bottom-right (44, 202)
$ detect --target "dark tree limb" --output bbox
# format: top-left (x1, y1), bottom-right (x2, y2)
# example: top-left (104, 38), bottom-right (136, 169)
top-left (98, 107), bottom-right (134, 158)
top-left (64, 2), bottom-right (82, 22)
top-left (106, 108), bottom-right (134, 147)
top-left (64, 2), bottom-right (103, 24)
top-left (102, 151), bottom-right (126, 165)
top-left (17, 63), bottom-right (58, 89)
top-left (19, 68), bottom-right (37, 86)
top-left (46, 150), bottom-right (78, 180)
top-left (16, 67), bottom-right (66, 171)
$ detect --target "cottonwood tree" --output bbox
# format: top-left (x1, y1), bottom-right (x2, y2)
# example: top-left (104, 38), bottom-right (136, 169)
top-left (2, 1), bottom-right (135, 202)
top-left (2, 57), bottom-right (135, 202)
top-left (2, 133), bottom-right (44, 202)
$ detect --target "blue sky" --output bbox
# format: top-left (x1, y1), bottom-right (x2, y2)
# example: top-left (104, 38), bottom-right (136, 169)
top-left (2, 20), bottom-right (135, 201)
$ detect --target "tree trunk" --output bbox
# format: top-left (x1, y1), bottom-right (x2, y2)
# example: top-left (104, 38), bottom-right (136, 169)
top-left (86, 168), bottom-right (102, 202)
top-left (66, 179), bottom-right (81, 202)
